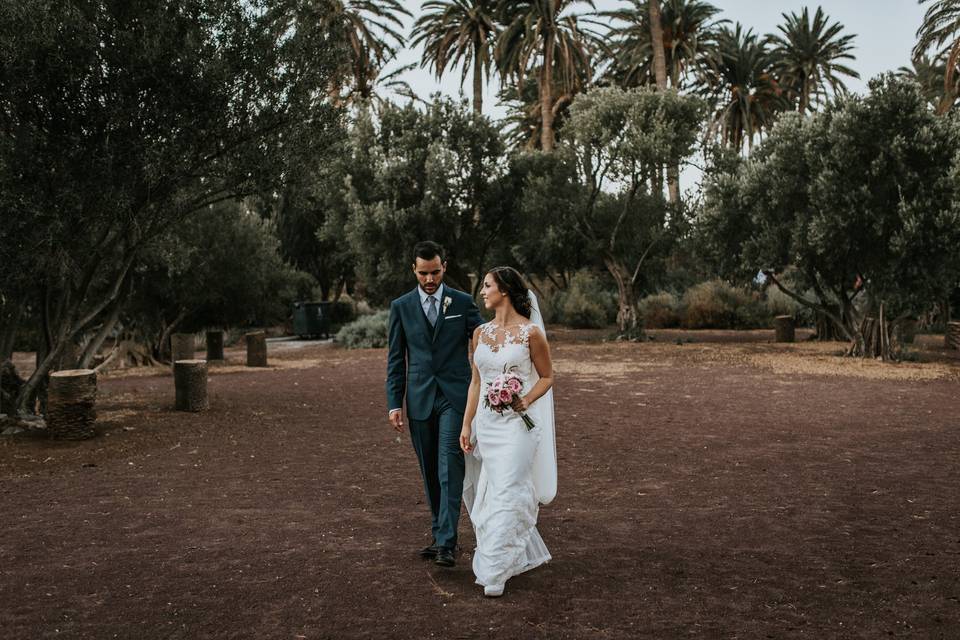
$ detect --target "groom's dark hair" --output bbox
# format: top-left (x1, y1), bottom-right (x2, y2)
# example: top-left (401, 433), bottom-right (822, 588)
top-left (413, 241), bottom-right (446, 264)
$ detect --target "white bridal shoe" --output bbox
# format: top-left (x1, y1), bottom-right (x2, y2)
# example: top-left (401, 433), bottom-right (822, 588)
top-left (484, 584), bottom-right (505, 597)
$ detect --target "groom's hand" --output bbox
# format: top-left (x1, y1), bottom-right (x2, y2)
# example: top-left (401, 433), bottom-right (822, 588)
top-left (388, 409), bottom-right (404, 433)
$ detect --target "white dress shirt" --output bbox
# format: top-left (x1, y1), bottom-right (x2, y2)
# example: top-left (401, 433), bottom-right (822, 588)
top-left (419, 283), bottom-right (444, 319)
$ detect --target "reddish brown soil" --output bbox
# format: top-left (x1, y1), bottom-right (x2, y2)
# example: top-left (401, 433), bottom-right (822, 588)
top-left (2, 334), bottom-right (959, 639)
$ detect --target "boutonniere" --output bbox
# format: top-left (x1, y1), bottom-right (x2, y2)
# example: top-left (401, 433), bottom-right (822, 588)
top-left (442, 296), bottom-right (452, 314)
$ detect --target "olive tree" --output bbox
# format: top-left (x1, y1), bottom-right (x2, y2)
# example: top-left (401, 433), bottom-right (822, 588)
top-left (700, 75), bottom-right (960, 358)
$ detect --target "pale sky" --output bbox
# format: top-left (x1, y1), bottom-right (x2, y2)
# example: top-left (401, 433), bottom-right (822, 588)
top-left (387, 0), bottom-right (930, 120)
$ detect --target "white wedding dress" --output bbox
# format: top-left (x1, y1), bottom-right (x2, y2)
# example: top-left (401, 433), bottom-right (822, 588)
top-left (463, 319), bottom-right (553, 589)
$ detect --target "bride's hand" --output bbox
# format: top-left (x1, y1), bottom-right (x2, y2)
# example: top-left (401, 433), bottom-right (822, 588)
top-left (511, 395), bottom-right (529, 412)
top-left (459, 426), bottom-right (473, 453)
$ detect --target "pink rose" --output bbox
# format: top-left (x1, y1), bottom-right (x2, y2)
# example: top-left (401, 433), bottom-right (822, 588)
top-left (491, 378), bottom-right (503, 392)
top-left (499, 389), bottom-right (512, 404)
top-left (506, 377), bottom-right (521, 394)
top-left (488, 390), bottom-right (501, 406)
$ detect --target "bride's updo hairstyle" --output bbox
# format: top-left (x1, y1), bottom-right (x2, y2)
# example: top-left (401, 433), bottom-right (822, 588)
top-left (488, 267), bottom-right (532, 319)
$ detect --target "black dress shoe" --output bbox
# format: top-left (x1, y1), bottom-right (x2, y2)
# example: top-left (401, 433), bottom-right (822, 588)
top-left (419, 544), bottom-right (439, 559)
top-left (434, 548), bottom-right (455, 567)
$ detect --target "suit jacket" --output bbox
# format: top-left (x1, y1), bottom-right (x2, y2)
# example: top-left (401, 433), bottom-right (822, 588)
top-left (386, 286), bottom-right (484, 421)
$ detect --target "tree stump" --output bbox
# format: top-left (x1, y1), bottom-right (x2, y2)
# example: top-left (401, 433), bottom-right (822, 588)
top-left (206, 330), bottom-right (224, 361)
top-left (246, 331), bottom-right (268, 367)
top-left (47, 369), bottom-right (97, 440)
top-left (174, 360), bottom-right (208, 412)
top-left (774, 315), bottom-right (795, 343)
top-left (171, 333), bottom-right (195, 364)
top-left (947, 322), bottom-right (960, 350)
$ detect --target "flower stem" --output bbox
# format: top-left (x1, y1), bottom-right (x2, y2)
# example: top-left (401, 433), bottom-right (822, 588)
top-left (520, 413), bottom-right (536, 431)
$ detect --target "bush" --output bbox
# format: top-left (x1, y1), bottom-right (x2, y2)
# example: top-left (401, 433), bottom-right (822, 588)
top-left (679, 280), bottom-right (769, 329)
top-left (640, 292), bottom-right (680, 328)
top-left (558, 271), bottom-right (617, 328)
top-left (326, 301), bottom-right (357, 326)
top-left (764, 285), bottom-right (800, 318)
top-left (536, 290), bottom-right (564, 325)
top-left (335, 310), bottom-right (389, 349)
top-left (763, 285), bottom-right (815, 327)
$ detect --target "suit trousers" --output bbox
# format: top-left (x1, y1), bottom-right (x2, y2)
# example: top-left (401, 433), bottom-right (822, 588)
top-left (408, 391), bottom-right (464, 551)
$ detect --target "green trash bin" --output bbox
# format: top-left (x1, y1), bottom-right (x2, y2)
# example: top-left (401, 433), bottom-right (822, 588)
top-left (292, 301), bottom-right (332, 339)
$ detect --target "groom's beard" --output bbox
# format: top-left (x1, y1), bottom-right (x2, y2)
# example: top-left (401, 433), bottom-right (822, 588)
top-left (422, 282), bottom-right (440, 294)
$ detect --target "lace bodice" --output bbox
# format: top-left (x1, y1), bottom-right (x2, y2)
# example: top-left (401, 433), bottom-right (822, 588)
top-left (474, 322), bottom-right (535, 387)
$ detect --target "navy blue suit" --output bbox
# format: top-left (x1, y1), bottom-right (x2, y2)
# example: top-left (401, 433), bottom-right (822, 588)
top-left (386, 286), bottom-right (483, 551)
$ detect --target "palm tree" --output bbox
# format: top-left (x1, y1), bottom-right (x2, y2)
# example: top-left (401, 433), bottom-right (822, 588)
top-left (769, 6), bottom-right (859, 115)
top-left (599, 0), bottom-right (725, 202)
top-left (702, 24), bottom-right (788, 151)
top-left (410, 1), bottom-right (499, 114)
top-left (898, 54), bottom-right (960, 112)
top-left (498, 66), bottom-right (587, 150)
top-left (495, 0), bottom-right (596, 152)
top-left (913, 0), bottom-right (960, 114)
top-left (648, 0), bottom-right (669, 89)
top-left (600, 0), bottom-right (725, 91)
top-left (327, 1), bottom-right (411, 105)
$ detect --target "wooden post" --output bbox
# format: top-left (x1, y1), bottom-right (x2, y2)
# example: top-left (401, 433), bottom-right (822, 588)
top-left (774, 315), bottom-right (795, 343)
top-left (206, 330), bottom-right (224, 361)
top-left (174, 359), bottom-right (208, 412)
top-left (171, 333), bottom-right (194, 364)
top-left (947, 322), bottom-right (960, 350)
top-left (47, 369), bottom-right (97, 440)
top-left (245, 331), bottom-right (268, 367)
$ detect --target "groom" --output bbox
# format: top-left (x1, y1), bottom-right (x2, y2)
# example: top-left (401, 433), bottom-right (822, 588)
top-left (386, 241), bottom-right (483, 567)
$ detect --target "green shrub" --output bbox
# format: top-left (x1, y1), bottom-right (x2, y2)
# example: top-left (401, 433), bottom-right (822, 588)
top-left (537, 290), bottom-right (565, 325)
top-left (680, 280), bottom-right (769, 329)
top-left (640, 292), bottom-right (680, 328)
top-left (326, 301), bottom-right (357, 326)
top-left (559, 271), bottom-right (617, 328)
top-left (335, 310), bottom-right (389, 348)
top-left (763, 285), bottom-right (816, 327)
top-left (764, 286), bottom-right (800, 318)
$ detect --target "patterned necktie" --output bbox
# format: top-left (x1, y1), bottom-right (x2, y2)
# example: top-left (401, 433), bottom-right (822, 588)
top-left (427, 295), bottom-right (438, 327)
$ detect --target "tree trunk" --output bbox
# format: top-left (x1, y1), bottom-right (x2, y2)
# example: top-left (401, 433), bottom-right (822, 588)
top-left (0, 300), bottom-right (24, 361)
top-left (171, 333), bottom-right (195, 364)
top-left (0, 359), bottom-right (24, 416)
top-left (540, 32), bottom-right (556, 152)
top-left (814, 311), bottom-right (846, 341)
top-left (648, 0), bottom-right (668, 90)
top-left (648, 0), bottom-right (677, 202)
top-left (936, 40), bottom-right (960, 116)
top-left (78, 307), bottom-right (123, 369)
top-left (604, 256), bottom-right (644, 339)
top-left (78, 272), bottom-right (132, 369)
top-left (666, 164), bottom-right (680, 204)
top-left (473, 49), bottom-right (483, 115)
top-left (156, 308), bottom-right (188, 362)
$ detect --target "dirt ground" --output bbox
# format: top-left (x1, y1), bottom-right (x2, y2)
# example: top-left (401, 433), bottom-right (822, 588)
top-left (2, 330), bottom-right (959, 639)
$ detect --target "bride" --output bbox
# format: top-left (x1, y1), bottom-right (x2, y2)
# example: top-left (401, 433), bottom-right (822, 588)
top-left (459, 266), bottom-right (557, 598)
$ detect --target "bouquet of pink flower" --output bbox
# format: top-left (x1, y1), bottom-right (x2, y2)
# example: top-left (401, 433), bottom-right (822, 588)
top-left (483, 367), bottom-right (536, 430)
